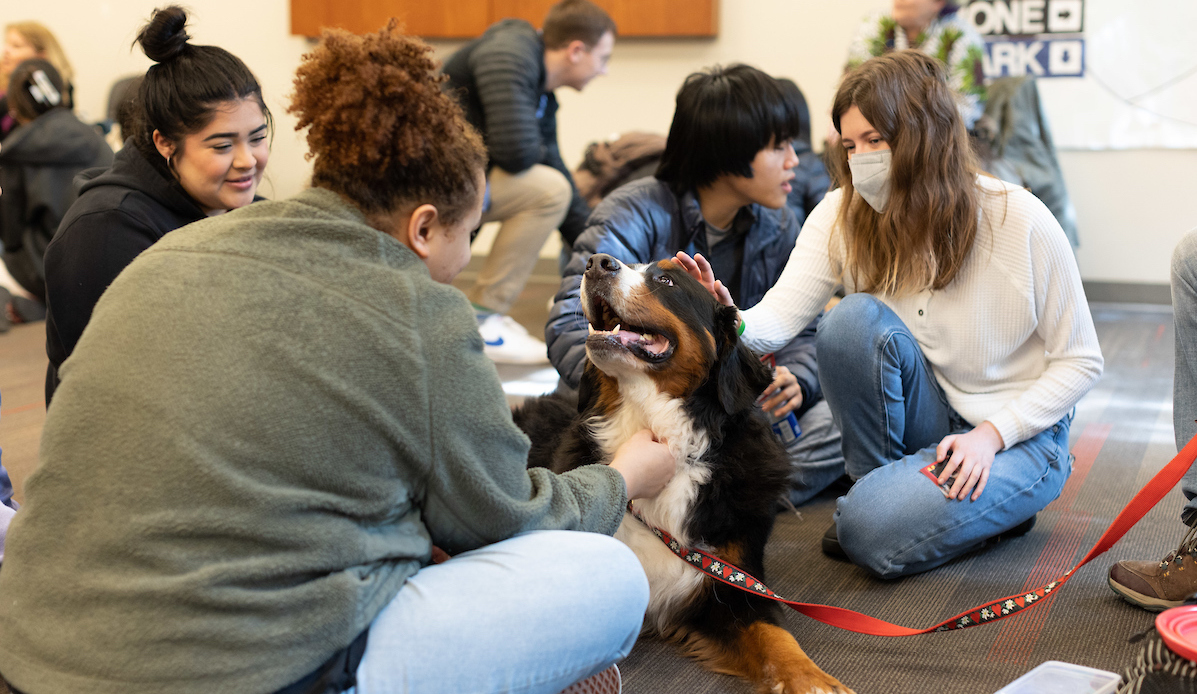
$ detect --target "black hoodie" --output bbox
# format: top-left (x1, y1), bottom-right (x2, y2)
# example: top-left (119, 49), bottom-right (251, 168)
top-left (43, 141), bottom-right (205, 403)
top-left (0, 108), bottom-right (112, 299)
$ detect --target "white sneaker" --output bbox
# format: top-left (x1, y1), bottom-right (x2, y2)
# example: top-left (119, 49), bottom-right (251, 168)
top-left (477, 313), bottom-right (550, 365)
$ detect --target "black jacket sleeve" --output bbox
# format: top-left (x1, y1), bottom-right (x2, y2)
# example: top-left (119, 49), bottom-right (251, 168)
top-left (44, 207), bottom-right (160, 370)
top-left (470, 38), bottom-right (547, 174)
top-left (545, 137), bottom-right (591, 247)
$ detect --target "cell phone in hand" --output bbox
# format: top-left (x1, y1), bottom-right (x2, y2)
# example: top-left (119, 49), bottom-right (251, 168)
top-left (921, 459), bottom-right (959, 499)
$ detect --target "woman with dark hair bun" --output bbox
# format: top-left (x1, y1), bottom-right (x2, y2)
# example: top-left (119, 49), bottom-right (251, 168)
top-left (41, 5), bottom-right (270, 403)
top-left (0, 58), bottom-right (111, 327)
top-left (0, 21), bottom-right (673, 694)
top-left (678, 50), bottom-right (1101, 580)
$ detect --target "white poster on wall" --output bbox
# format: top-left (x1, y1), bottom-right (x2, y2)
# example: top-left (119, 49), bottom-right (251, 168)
top-left (960, 0), bottom-right (1197, 150)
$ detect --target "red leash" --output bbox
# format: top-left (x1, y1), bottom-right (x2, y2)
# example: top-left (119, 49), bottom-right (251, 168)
top-left (630, 433), bottom-right (1197, 637)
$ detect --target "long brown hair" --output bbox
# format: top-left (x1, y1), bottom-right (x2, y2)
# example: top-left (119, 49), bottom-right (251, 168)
top-left (289, 21), bottom-right (486, 225)
top-left (830, 50), bottom-right (981, 295)
top-left (5, 21), bottom-right (73, 88)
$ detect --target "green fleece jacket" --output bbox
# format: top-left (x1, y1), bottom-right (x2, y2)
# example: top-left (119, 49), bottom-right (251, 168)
top-left (0, 188), bottom-right (627, 694)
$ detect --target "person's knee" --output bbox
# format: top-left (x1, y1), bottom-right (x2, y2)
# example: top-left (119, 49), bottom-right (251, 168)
top-left (836, 489), bottom-right (910, 580)
top-left (1173, 228), bottom-right (1197, 291)
top-left (561, 533), bottom-right (648, 651)
top-left (816, 293), bottom-right (888, 366)
top-left (544, 531), bottom-right (649, 614)
top-left (596, 535), bottom-right (650, 614)
top-left (533, 165), bottom-right (573, 214)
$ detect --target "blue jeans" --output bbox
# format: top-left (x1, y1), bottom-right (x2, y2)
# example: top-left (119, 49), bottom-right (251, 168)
top-left (817, 294), bottom-right (1073, 579)
top-left (1172, 230), bottom-right (1197, 526)
top-left (351, 530), bottom-right (648, 693)
top-left (0, 390), bottom-right (16, 563)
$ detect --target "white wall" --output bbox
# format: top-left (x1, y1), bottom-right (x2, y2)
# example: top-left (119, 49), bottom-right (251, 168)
top-left (18, 0), bottom-right (1193, 285)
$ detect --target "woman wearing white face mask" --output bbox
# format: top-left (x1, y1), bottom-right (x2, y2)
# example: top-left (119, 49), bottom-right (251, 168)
top-left (42, 6), bottom-right (270, 404)
top-left (677, 50), bottom-right (1103, 579)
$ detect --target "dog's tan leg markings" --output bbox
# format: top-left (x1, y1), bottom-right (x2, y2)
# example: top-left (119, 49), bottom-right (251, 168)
top-left (714, 541), bottom-right (746, 566)
top-left (591, 370), bottom-right (622, 413)
top-left (680, 623), bottom-right (852, 694)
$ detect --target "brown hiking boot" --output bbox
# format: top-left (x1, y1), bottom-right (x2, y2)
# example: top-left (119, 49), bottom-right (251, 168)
top-left (1109, 525), bottom-right (1197, 612)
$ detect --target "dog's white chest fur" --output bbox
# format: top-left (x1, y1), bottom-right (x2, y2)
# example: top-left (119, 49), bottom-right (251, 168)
top-left (590, 374), bottom-right (712, 631)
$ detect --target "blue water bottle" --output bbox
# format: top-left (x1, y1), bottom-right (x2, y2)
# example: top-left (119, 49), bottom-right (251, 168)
top-left (758, 352), bottom-right (803, 445)
top-left (769, 409), bottom-right (802, 445)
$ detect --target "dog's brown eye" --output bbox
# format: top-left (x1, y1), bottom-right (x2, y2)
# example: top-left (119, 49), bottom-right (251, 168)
top-left (655, 275), bottom-right (674, 287)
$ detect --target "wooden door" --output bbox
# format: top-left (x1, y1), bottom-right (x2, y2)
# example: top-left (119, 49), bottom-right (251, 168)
top-left (291, 0), bottom-right (492, 38)
top-left (292, 0), bottom-right (718, 38)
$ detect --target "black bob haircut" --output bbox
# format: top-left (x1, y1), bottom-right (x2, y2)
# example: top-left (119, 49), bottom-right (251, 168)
top-left (655, 64), bottom-right (801, 197)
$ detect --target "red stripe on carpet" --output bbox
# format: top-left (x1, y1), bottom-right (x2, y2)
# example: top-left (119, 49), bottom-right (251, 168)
top-left (984, 422), bottom-right (1112, 664)
top-left (0, 401), bottom-right (41, 416)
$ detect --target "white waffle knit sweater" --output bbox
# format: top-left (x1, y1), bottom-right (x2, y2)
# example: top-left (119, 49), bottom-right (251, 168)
top-left (741, 175), bottom-right (1103, 449)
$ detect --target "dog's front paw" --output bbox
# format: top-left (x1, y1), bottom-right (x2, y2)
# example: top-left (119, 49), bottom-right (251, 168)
top-left (766, 666), bottom-right (854, 694)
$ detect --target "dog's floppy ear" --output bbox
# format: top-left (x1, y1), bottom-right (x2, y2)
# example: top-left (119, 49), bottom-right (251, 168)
top-left (712, 304), bottom-right (774, 415)
top-left (578, 361), bottom-right (601, 414)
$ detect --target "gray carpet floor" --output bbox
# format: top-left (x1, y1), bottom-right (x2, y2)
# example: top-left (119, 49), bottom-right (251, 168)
top-left (617, 303), bottom-right (1180, 693)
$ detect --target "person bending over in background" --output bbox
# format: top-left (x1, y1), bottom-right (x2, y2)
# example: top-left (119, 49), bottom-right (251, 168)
top-left (1108, 229), bottom-right (1197, 611)
top-left (677, 50), bottom-right (1102, 579)
top-left (0, 21), bottom-right (674, 694)
top-left (0, 59), bottom-right (112, 331)
top-left (0, 21), bottom-right (72, 141)
top-left (547, 63), bottom-right (845, 507)
top-left (442, 0), bottom-right (615, 364)
top-left (42, 5), bottom-right (270, 404)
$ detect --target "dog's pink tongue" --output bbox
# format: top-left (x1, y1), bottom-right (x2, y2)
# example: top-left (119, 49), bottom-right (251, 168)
top-left (617, 330), bottom-right (668, 354)
top-left (642, 335), bottom-right (668, 354)
top-left (615, 329), bottom-right (640, 346)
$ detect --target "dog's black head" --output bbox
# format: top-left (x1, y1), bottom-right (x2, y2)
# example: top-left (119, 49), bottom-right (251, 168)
top-left (580, 253), bottom-right (772, 415)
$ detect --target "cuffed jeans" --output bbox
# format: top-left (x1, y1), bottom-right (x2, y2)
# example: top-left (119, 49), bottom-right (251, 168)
top-left (352, 530), bottom-right (647, 694)
top-left (469, 165), bottom-right (572, 316)
top-left (817, 294), bottom-right (1072, 579)
top-left (1172, 230), bottom-right (1197, 526)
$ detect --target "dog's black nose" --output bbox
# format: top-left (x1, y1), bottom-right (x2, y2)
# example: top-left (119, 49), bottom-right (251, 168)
top-left (586, 253), bottom-right (621, 277)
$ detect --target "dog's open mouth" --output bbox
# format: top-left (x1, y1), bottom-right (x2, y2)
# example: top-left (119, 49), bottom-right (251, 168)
top-left (587, 296), bottom-right (674, 363)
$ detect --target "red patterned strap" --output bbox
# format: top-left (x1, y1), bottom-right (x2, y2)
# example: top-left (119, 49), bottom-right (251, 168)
top-left (629, 433), bottom-right (1197, 637)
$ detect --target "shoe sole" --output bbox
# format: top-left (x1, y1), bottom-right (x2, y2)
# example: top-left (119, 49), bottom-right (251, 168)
top-left (483, 349), bottom-right (550, 365)
top-left (1107, 576), bottom-right (1182, 612)
top-left (821, 537), bottom-right (849, 561)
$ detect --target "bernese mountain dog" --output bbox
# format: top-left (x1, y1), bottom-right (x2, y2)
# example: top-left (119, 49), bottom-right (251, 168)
top-left (514, 253), bottom-right (850, 694)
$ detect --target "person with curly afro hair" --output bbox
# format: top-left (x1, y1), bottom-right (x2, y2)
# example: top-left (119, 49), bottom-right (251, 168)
top-left (0, 21), bottom-right (674, 694)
